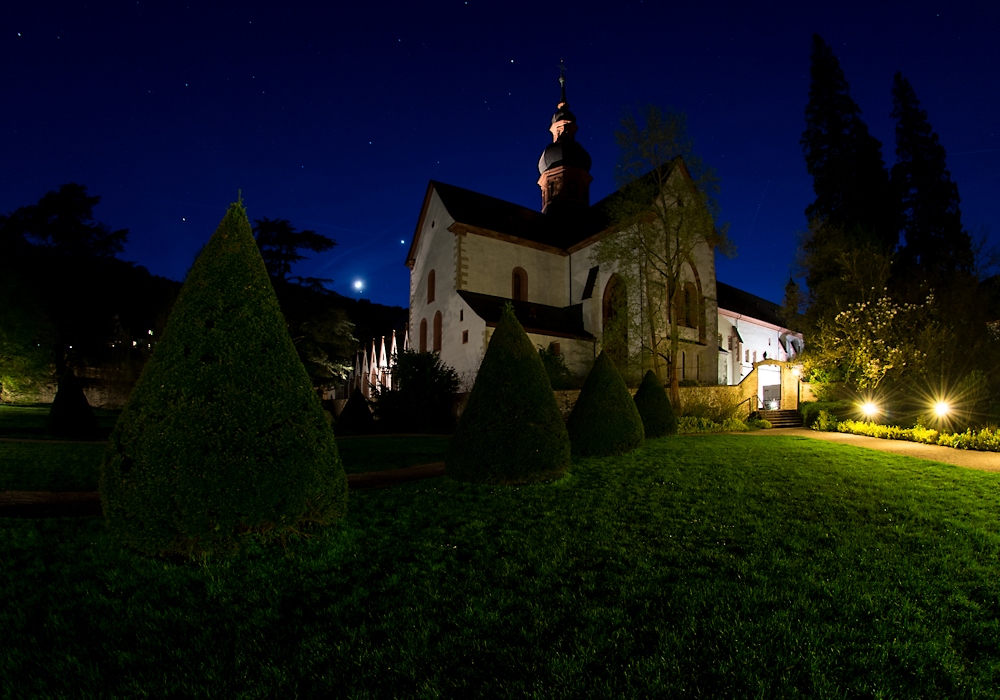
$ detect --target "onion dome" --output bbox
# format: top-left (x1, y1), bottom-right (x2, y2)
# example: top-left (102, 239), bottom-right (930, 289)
top-left (538, 139), bottom-right (592, 175)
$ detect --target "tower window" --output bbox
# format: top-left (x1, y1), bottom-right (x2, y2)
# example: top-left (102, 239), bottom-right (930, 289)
top-left (419, 318), bottom-right (428, 353)
top-left (433, 311), bottom-right (442, 353)
top-left (427, 269), bottom-right (436, 304)
top-left (462, 330), bottom-right (469, 344)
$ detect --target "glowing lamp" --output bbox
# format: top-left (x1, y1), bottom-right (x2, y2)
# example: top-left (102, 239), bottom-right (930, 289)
top-left (861, 402), bottom-right (878, 418)
top-left (934, 401), bottom-right (950, 417)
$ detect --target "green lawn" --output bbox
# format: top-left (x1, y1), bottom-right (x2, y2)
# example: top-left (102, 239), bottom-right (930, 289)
top-left (3, 434), bottom-right (1000, 697)
top-left (0, 404), bottom-right (120, 439)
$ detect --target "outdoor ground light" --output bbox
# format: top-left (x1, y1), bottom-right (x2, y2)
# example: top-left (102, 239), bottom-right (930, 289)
top-left (861, 401), bottom-right (879, 418)
top-left (934, 401), bottom-right (951, 417)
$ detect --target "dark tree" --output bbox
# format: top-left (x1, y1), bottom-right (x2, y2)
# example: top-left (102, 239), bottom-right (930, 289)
top-left (100, 199), bottom-right (347, 558)
top-left (778, 277), bottom-right (804, 332)
top-left (801, 35), bottom-right (896, 251)
top-left (890, 72), bottom-right (973, 289)
top-left (567, 350), bottom-right (644, 456)
top-left (253, 217), bottom-right (336, 289)
top-left (446, 304), bottom-right (570, 484)
top-left (633, 369), bottom-right (677, 438)
top-left (1, 183), bottom-right (127, 259)
top-left (47, 370), bottom-right (100, 439)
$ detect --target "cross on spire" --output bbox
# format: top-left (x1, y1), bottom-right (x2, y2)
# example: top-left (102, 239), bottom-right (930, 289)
top-left (558, 58), bottom-right (567, 106)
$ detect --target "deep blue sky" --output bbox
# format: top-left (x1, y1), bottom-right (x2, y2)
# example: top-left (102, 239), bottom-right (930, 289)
top-left (4, 1), bottom-right (998, 309)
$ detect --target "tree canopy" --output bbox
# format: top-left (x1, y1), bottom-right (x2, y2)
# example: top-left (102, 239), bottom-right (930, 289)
top-left (801, 34), bottom-right (897, 251)
top-left (253, 216), bottom-right (336, 290)
top-left (0, 183), bottom-right (128, 259)
top-left (890, 72), bottom-right (973, 290)
top-left (592, 104), bottom-right (730, 404)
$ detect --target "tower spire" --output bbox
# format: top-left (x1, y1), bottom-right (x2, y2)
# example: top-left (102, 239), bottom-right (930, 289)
top-left (536, 60), bottom-right (592, 214)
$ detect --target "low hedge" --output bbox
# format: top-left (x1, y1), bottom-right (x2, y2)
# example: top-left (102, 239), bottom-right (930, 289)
top-left (836, 420), bottom-right (1000, 452)
top-left (678, 416), bottom-right (771, 434)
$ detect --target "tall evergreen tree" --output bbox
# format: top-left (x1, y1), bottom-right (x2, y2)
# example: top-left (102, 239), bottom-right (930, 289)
top-left (890, 72), bottom-right (972, 289)
top-left (801, 35), bottom-right (896, 251)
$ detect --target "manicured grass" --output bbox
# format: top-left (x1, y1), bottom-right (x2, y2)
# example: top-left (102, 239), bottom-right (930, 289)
top-left (337, 435), bottom-right (449, 473)
top-left (2, 434), bottom-right (999, 696)
top-left (0, 404), bottom-right (119, 440)
top-left (0, 434), bottom-right (449, 491)
top-left (0, 442), bottom-right (108, 491)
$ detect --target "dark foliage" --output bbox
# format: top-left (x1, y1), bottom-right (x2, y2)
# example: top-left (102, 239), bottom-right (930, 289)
top-left (100, 200), bottom-right (347, 558)
top-left (539, 344), bottom-right (577, 390)
top-left (567, 350), bottom-right (644, 456)
top-left (446, 304), bottom-right (570, 483)
top-left (891, 72), bottom-right (973, 291)
top-left (336, 387), bottom-right (375, 435)
top-left (633, 370), bottom-right (677, 438)
top-left (373, 349), bottom-right (459, 433)
top-left (47, 370), bottom-right (100, 439)
top-left (0, 183), bottom-right (127, 259)
top-left (801, 35), bottom-right (897, 252)
top-left (253, 217), bottom-right (336, 289)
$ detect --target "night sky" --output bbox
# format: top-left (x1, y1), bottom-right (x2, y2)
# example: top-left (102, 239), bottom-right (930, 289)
top-left (4, 1), bottom-right (998, 309)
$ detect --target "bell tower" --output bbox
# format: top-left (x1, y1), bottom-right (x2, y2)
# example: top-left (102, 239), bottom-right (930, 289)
top-left (537, 62), bottom-right (593, 215)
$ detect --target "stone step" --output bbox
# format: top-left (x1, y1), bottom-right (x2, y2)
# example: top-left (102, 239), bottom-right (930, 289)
top-left (757, 409), bottom-right (804, 428)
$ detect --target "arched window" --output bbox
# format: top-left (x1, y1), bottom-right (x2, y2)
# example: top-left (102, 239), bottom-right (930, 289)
top-left (427, 270), bottom-right (436, 304)
top-left (602, 274), bottom-right (627, 366)
top-left (512, 267), bottom-right (527, 301)
top-left (419, 318), bottom-right (428, 353)
top-left (433, 311), bottom-right (442, 352)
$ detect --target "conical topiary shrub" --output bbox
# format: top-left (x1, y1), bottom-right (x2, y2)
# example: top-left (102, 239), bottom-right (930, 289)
top-left (633, 369), bottom-right (677, 438)
top-left (48, 370), bottom-right (100, 439)
top-left (446, 304), bottom-right (570, 484)
top-left (100, 199), bottom-right (347, 558)
top-left (567, 350), bottom-right (644, 456)
top-left (335, 386), bottom-right (375, 435)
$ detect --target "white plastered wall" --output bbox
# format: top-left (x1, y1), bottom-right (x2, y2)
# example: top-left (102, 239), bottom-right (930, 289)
top-left (462, 234), bottom-right (568, 307)
top-left (717, 310), bottom-right (803, 385)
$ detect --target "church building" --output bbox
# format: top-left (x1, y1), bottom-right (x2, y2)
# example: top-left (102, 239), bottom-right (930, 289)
top-left (405, 71), bottom-right (801, 388)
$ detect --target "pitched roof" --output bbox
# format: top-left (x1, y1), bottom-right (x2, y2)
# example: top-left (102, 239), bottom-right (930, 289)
top-left (433, 180), bottom-right (610, 251)
top-left (457, 290), bottom-right (594, 340)
top-left (406, 157), bottom-right (694, 266)
top-left (716, 281), bottom-right (787, 329)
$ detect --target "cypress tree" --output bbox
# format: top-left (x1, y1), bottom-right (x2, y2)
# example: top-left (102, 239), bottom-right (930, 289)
top-left (100, 199), bottom-right (347, 558)
top-left (335, 386), bottom-right (375, 435)
top-left (633, 369), bottom-right (677, 438)
top-left (801, 34), bottom-right (896, 250)
top-left (47, 370), bottom-right (99, 439)
top-left (567, 350), bottom-right (644, 456)
top-left (890, 72), bottom-right (972, 289)
top-left (446, 304), bottom-right (570, 484)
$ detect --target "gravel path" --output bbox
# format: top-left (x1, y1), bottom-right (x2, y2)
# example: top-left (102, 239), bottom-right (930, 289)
top-left (738, 427), bottom-right (1000, 472)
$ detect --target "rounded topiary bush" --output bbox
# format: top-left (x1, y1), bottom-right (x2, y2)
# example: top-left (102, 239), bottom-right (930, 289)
top-left (567, 350), bottom-right (644, 456)
top-left (100, 200), bottom-right (347, 558)
top-left (633, 369), bottom-right (677, 438)
top-left (446, 303), bottom-right (570, 483)
top-left (47, 370), bottom-right (100, 439)
top-left (335, 386), bottom-right (375, 435)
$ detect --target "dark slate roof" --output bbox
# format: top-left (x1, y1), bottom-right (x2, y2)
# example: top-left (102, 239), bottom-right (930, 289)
top-left (457, 290), bottom-right (594, 340)
top-left (716, 281), bottom-right (787, 328)
top-left (431, 180), bottom-right (612, 251)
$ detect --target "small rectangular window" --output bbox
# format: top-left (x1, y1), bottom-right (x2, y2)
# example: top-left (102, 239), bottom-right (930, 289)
top-left (460, 309), bottom-right (464, 321)
top-left (551, 342), bottom-right (561, 355)
top-left (462, 330), bottom-right (469, 344)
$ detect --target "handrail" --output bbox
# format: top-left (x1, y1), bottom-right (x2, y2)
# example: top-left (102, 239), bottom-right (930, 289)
top-left (735, 394), bottom-right (759, 415)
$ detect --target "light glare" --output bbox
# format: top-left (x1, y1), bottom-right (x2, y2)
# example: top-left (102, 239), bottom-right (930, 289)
top-left (861, 401), bottom-right (878, 417)
top-left (934, 401), bottom-right (950, 417)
